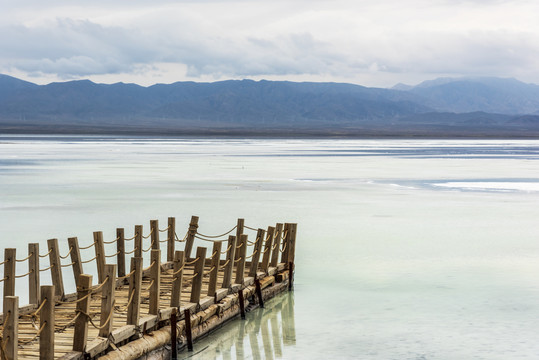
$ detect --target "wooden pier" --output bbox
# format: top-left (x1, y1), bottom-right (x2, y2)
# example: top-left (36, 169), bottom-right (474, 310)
top-left (0, 217), bottom-right (297, 359)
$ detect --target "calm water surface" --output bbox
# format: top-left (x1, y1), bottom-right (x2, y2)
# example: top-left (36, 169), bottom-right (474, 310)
top-left (1, 136), bottom-right (539, 359)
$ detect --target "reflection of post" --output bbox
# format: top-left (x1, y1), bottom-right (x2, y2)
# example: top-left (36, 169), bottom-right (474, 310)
top-left (235, 319), bottom-right (246, 359)
top-left (248, 330), bottom-right (262, 360)
top-left (260, 309), bottom-right (275, 360)
top-left (281, 293), bottom-right (297, 345)
top-left (270, 305), bottom-right (283, 357)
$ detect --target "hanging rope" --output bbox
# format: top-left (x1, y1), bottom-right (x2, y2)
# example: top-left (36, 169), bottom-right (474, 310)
top-left (196, 225), bottom-right (237, 239)
top-left (194, 235), bottom-right (226, 242)
top-left (203, 266), bottom-right (216, 277)
top-left (91, 276), bottom-right (110, 294)
top-left (236, 242), bottom-right (244, 249)
top-left (105, 250), bottom-right (121, 258)
top-left (144, 280), bottom-right (155, 292)
top-left (124, 233), bottom-right (138, 241)
top-left (0, 277), bottom-right (7, 283)
top-left (183, 273), bottom-right (198, 281)
top-left (141, 240), bottom-right (155, 253)
top-left (159, 225), bottom-right (171, 233)
top-left (58, 247), bottom-right (73, 260)
top-left (56, 292), bottom-right (92, 305)
top-left (234, 257), bottom-right (243, 263)
top-left (170, 264), bottom-right (185, 277)
top-left (80, 255), bottom-right (98, 264)
top-left (60, 261), bottom-right (76, 268)
top-left (79, 242), bottom-right (96, 250)
top-left (175, 231), bottom-right (188, 243)
top-left (39, 264), bottom-right (54, 272)
top-left (55, 312), bottom-right (82, 331)
top-left (220, 259), bottom-right (230, 269)
top-left (0, 259), bottom-right (7, 266)
top-left (39, 248), bottom-right (53, 258)
top-left (15, 252), bottom-right (34, 262)
top-left (184, 257), bottom-right (200, 265)
top-left (143, 261), bottom-right (156, 272)
top-left (243, 225), bottom-right (258, 231)
top-left (221, 243), bottom-right (233, 254)
top-left (14, 269), bottom-right (33, 278)
top-left (124, 247), bottom-right (138, 255)
top-left (117, 269), bottom-right (136, 281)
top-left (18, 321), bottom-right (47, 345)
top-left (77, 306), bottom-right (114, 330)
top-left (246, 249), bottom-right (258, 259)
top-left (142, 228), bottom-right (154, 239)
top-left (103, 237), bottom-right (120, 245)
top-left (114, 289), bottom-right (135, 313)
top-left (280, 242), bottom-right (288, 253)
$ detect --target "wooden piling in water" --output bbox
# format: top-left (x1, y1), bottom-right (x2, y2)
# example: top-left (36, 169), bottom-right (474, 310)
top-left (184, 308), bottom-right (193, 352)
top-left (47, 238), bottom-right (65, 300)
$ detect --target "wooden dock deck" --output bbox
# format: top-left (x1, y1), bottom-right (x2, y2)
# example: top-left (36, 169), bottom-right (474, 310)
top-left (0, 217), bottom-right (297, 359)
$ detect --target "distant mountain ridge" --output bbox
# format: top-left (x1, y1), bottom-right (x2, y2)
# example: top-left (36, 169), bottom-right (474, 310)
top-left (1, 74), bottom-right (539, 137)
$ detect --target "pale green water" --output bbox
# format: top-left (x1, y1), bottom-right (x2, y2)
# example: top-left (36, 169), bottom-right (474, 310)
top-left (1, 136), bottom-right (539, 359)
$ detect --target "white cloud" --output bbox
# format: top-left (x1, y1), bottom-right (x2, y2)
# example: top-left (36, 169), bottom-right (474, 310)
top-left (1, 0), bottom-right (539, 87)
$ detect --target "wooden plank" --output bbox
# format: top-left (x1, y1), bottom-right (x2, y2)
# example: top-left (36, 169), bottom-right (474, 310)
top-left (167, 217), bottom-right (176, 262)
top-left (68, 237), bottom-right (83, 288)
top-left (234, 234), bottom-right (248, 285)
top-left (190, 246), bottom-right (207, 303)
top-left (110, 324), bottom-right (136, 344)
top-left (207, 241), bottom-right (222, 297)
top-left (116, 228), bottom-right (126, 278)
top-left (248, 228), bottom-right (265, 278)
top-left (98, 264), bottom-right (116, 338)
top-left (47, 238), bottom-right (65, 300)
top-left (73, 274), bottom-right (92, 352)
top-left (150, 219), bottom-right (159, 250)
top-left (149, 249), bottom-right (161, 315)
top-left (93, 231), bottom-right (106, 284)
top-left (85, 337), bottom-right (108, 358)
top-left (127, 257), bottom-right (142, 326)
top-left (40, 285), bottom-right (55, 360)
top-left (221, 235), bottom-right (236, 289)
top-left (28, 243), bottom-right (40, 305)
top-left (170, 251), bottom-right (184, 308)
top-left (184, 215), bottom-right (199, 260)
top-left (260, 226), bottom-right (274, 273)
top-left (5, 295), bottom-right (18, 360)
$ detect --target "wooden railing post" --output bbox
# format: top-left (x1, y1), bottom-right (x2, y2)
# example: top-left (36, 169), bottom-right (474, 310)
top-left (184, 216), bottom-right (199, 260)
top-left (99, 264), bottom-right (116, 338)
top-left (235, 218), bottom-right (244, 261)
top-left (149, 249), bottom-right (161, 315)
top-left (3, 248), bottom-right (16, 314)
top-left (287, 223), bottom-right (297, 264)
top-left (235, 234), bottom-right (248, 285)
top-left (116, 228), bottom-right (126, 278)
top-left (260, 226), bottom-right (274, 273)
top-left (93, 231), bottom-right (106, 284)
top-left (40, 285), bottom-right (55, 360)
top-left (190, 247), bottom-right (206, 304)
top-left (68, 237), bottom-right (83, 288)
top-left (270, 223), bottom-right (284, 267)
top-left (170, 251), bottom-right (184, 308)
top-left (47, 238), bottom-right (65, 300)
top-left (127, 257), bottom-right (142, 325)
top-left (73, 274), bottom-right (92, 352)
top-left (249, 228), bottom-right (265, 278)
top-left (280, 223), bottom-right (292, 266)
top-left (150, 220), bottom-right (159, 250)
top-left (134, 225), bottom-right (143, 258)
top-left (5, 295), bottom-right (18, 360)
top-left (28, 243), bottom-right (40, 305)
top-left (207, 241), bottom-right (222, 297)
top-left (167, 217), bottom-right (176, 262)
top-left (221, 235), bottom-right (236, 289)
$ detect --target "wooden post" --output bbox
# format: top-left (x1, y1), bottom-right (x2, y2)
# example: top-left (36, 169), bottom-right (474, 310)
top-left (40, 285), bottom-right (55, 360)
top-left (238, 289), bottom-right (246, 320)
top-left (260, 226), bottom-right (275, 273)
top-left (47, 238), bottom-right (65, 300)
top-left (3, 248), bottom-right (16, 314)
top-left (5, 295), bottom-right (18, 360)
top-left (184, 216), bottom-right (199, 260)
top-left (189, 247), bottom-right (206, 304)
top-left (73, 274), bottom-right (92, 352)
top-left (150, 219), bottom-right (159, 250)
top-left (255, 278), bottom-right (264, 308)
top-left (149, 249), bottom-right (161, 315)
top-left (184, 308), bottom-right (193, 352)
top-left (127, 257), bottom-right (142, 325)
top-left (248, 228), bottom-right (265, 278)
top-left (68, 237), bottom-right (83, 288)
top-left (221, 236), bottom-right (237, 289)
top-left (98, 264), bottom-right (116, 338)
top-left (28, 243), bottom-right (40, 305)
top-left (287, 223), bottom-right (298, 265)
top-left (235, 234), bottom-right (248, 285)
top-left (170, 251), bottom-right (184, 308)
top-left (289, 262), bottom-right (295, 291)
top-left (116, 228), bottom-right (126, 278)
top-left (270, 223), bottom-right (284, 267)
top-left (171, 309), bottom-right (178, 360)
top-left (280, 223), bottom-right (292, 266)
top-left (167, 217), bottom-right (176, 262)
top-left (234, 218), bottom-right (244, 261)
top-left (207, 241), bottom-right (222, 297)
top-left (93, 231), bottom-right (106, 284)
top-left (134, 225), bottom-right (143, 258)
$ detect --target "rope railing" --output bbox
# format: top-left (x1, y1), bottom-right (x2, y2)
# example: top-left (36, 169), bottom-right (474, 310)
top-left (142, 228), bottom-right (154, 239)
top-left (60, 261), bottom-right (76, 268)
top-left (0, 277), bottom-right (7, 283)
top-left (236, 243), bottom-right (244, 249)
top-left (170, 264), bottom-right (185, 277)
top-left (184, 257), bottom-right (200, 266)
top-left (59, 247), bottom-right (73, 260)
top-left (0, 259), bottom-right (7, 266)
top-left (14, 269), bottom-right (34, 278)
top-left (15, 253), bottom-right (34, 262)
top-left (142, 240), bottom-right (155, 253)
top-left (175, 231), bottom-right (188, 243)
top-left (124, 247), bottom-right (138, 255)
top-left (203, 266), bottom-right (216, 277)
top-left (280, 242), bottom-right (288, 253)
top-left (18, 321), bottom-right (46, 345)
top-left (39, 248), bottom-right (53, 258)
top-left (103, 237), bottom-right (120, 245)
top-left (80, 255), bottom-right (98, 264)
top-left (124, 233), bottom-right (138, 241)
top-left (105, 250), bottom-right (121, 258)
top-left (234, 257), bottom-right (243, 263)
top-left (90, 276), bottom-right (110, 294)
top-left (158, 225), bottom-right (171, 233)
top-left (219, 259), bottom-right (230, 269)
top-left (143, 261), bottom-right (156, 272)
top-left (77, 305), bottom-right (114, 330)
top-left (79, 241), bottom-right (97, 250)
top-left (54, 311), bottom-right (81, 331)
top-left (39, 264), bottom-right (54, 272)
top-left (144, 280), bottom-right (155, 292)
top-left (114, 289), bottom-right (135, 313)
top-left (221, 243), bottom-right (232, 254)
top-left (56, 292), bottom-right (92, 305)
top-left (183, 273), bottom-right (198, 281)
top-left (117, 269), bottom-right (136, 281)
top-left (196, 225), bottom-right (237, 239)
top-left (194, 235), bottom-right (227, 242)
top-left (245, 249), bottom-right (258, 259)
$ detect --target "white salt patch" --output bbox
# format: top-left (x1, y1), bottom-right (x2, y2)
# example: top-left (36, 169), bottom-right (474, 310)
top-left (433, 182), bottom-right (539, 192)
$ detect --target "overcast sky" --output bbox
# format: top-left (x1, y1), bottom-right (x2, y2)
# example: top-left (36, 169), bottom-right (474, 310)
top-left (1, 0), bottom-right (539, 88)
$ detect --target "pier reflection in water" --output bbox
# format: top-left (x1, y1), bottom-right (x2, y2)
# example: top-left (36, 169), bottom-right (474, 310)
top-left (180, 292), bottom-right (295, 359)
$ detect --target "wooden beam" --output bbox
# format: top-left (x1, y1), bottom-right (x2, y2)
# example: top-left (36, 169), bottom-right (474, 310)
top-left (134, 225), bottom-right (143, 259)
top-left (234, 218), bottom-right (244, 261)
top-left (93, 232), bottom-right (106, 284)
top-left (3, 248), bottom-right (16, 314)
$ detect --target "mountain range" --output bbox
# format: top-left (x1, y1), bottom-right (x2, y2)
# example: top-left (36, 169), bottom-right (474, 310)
top-left (1, 74), bottom-right (539, 137)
